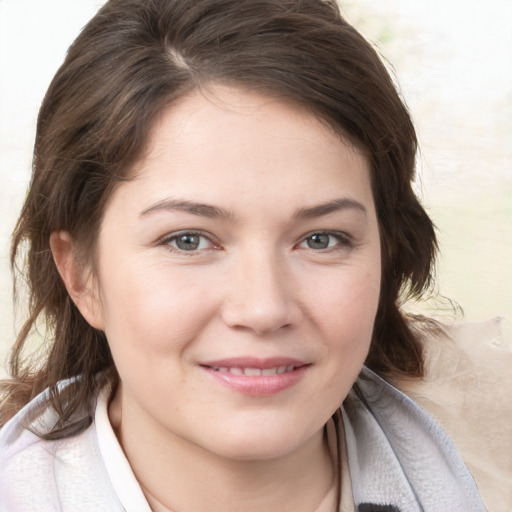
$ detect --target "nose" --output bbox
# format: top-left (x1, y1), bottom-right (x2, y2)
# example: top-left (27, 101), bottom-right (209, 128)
top-left (221, 250), bottom-right (303, 335)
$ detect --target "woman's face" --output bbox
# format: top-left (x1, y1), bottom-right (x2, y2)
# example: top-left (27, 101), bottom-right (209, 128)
top-left (89, 86), bottom-right (381, 461)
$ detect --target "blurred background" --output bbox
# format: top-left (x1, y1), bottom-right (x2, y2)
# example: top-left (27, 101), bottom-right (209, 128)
top-left (1, 0), bottom-right (511, 376)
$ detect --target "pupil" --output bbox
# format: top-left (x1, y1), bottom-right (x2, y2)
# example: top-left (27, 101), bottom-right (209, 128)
top-left (177, 234), bottom-right (199, 250)
top-left (308, 234), bottom-right (329, 249)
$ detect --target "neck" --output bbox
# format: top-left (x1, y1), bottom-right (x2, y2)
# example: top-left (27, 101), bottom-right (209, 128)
top-left (142, 448), bottom-right (335, 512)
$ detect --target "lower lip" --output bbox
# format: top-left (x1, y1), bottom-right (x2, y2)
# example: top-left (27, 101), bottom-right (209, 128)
top-left (202, 366), bottom-right (309, 396)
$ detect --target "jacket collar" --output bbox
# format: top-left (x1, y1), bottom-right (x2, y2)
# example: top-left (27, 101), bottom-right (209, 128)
top-left (342, 366), bottom-right (485, 512)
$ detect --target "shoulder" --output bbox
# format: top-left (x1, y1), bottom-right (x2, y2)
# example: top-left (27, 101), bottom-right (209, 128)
top-left (343, 365), bottom-right (486, 511)
top-left (391, 316), bottom-right (512, 512)
top-left (0, 380), bottom-right (123, 512)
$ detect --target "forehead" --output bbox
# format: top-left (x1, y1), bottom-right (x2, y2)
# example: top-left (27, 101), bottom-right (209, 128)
top-left (145, 86), bottom-right (351, 154)
top-left (114, 86), bottom-right (374, 218)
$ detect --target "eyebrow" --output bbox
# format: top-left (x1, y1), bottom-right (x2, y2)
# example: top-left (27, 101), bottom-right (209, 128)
top-left (140, 197), bottom-right (367, 220)
top-left (140, 198), bottom-right (234, 219)
top-left (294, 198), bottom-right (367, 219)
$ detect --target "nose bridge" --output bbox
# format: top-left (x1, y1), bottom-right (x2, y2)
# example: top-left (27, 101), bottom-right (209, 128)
top-left (222, 243), bottom-right (301, 334)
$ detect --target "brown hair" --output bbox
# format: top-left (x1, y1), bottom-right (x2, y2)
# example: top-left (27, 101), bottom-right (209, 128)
top-left (1, 0), bottom-right (437, 432)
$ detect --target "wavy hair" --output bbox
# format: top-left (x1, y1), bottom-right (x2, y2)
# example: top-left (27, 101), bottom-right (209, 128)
top-left (1, 0), bottom-right (437, 433)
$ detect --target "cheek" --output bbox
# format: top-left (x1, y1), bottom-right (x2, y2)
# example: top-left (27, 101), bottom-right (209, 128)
top-left (302, 266), bottom-right (381, 414)
top-left (308, 265), bottom-right (381, 339)
top-left (97, 259), bottom-right (217, 355)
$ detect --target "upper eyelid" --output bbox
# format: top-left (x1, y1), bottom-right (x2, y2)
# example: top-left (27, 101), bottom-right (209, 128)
top-left (160, 229), bottom-right (213, 241)
top-left (159, 230), bottom-right (219, 248)
top-left (299, 230), bottom-right (352, 242)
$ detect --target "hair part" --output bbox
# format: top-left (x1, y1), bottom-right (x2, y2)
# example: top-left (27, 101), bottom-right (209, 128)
top-left (1, 0), bottom-right (437, 433)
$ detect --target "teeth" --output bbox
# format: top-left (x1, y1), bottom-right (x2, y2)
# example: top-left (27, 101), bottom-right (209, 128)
top-left (244, 367), bottom-right (262, 376)
top-left (213, 365), bottom-right (298, 375)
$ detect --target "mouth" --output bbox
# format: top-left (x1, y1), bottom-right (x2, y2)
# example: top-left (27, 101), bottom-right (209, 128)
top-left (208, 364), bottom-right (303, 376)
top-left (199, 358), bottom-right (310, 396)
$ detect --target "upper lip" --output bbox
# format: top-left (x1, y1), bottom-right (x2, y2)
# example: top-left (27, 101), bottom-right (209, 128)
top-left (200, 357), bottom-right (307, 370)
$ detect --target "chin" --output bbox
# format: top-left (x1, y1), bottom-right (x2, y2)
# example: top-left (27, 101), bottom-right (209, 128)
top-left (212, 437), bottom-right (299, 462)
top-left (199, 417), bottom-right (318, 462)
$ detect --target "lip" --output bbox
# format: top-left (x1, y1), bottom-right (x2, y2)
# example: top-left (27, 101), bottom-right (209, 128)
top-left (200, 357), bottom-right (310, 396)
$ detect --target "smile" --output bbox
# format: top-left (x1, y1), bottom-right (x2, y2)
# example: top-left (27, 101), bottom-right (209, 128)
top-left (200, 358), bottom-right (309, 396)
top-left (210, 365), bottom-right (300, 376)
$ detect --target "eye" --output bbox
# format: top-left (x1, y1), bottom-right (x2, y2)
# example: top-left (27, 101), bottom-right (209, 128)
top-left (298, 232), bottom-right (350, 251)
top-left (162, 231), bottom-right (215, 252)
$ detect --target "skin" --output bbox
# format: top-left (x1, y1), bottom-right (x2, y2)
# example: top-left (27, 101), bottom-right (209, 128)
top-left (52, 86), bottom-right (382, 512)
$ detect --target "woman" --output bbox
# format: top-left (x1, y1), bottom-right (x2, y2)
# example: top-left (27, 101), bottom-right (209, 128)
top-left (0, 0), bottom-right (486, 510)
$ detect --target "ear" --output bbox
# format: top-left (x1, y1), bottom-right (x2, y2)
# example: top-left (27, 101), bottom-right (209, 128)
top-left (50, 231), bottom-right (105, 330)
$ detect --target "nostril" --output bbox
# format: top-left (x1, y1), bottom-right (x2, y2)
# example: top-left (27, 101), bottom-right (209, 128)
top-left (222, 302), bottom-right (301, 335)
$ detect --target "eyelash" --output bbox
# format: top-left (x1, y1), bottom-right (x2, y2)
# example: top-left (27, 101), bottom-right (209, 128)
top-left (160, 230), bottom-right (218, 253)
top-left (296, 231), bottom-right (353, 252)
top-left (159, 230), bottom-right (352, 254)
